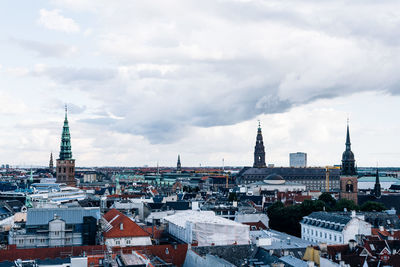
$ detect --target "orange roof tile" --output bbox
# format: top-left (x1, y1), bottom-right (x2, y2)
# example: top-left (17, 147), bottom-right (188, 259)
top-left (103, 209), bottom-right (150, 239)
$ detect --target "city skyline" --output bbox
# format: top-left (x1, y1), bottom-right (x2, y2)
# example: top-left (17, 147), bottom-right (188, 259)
top-left (1, 1), bottom-right (400, 167)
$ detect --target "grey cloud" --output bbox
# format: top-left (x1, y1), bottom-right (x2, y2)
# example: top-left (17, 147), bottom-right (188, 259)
top-left (40, 0), bottom-right (400, 145)
top-left (10, 37), bottom-right (77, 57)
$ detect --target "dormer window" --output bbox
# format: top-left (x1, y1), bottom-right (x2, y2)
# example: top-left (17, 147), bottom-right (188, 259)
top-left (120, 223), bottom-right (123, 230)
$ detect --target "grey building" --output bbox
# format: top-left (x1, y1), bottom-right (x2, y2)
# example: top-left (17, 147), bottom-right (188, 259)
top-left (289, 152), bottom-right (307, 168)
top-left (9, 207), bottom-right (100, 248)
top-left (237, 167), bottom-right (340, 191)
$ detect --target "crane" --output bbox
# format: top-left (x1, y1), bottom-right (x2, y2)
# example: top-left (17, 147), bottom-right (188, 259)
top-left (325, 166), bottom-right (340, 192)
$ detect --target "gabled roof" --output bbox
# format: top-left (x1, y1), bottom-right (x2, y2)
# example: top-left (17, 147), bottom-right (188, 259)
top-left (103, 209), bottom-right (150, 239)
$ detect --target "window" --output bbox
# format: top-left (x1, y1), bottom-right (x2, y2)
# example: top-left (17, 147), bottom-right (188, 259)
top-left (116, 240), bottom-right (120, 245)
top-left (334, 235), bottom-right (337, 241)
top-left (126, 240), bottom-right (130, 244)
top-left (329, 234), bottom-right (332, 240)
top-left (325, 233), bottom-right (327, 239)
top-left (30, 239), bottom-right (34, 243)
top-left (339, 236), bottom-right (342, 242)
top-left (18, 239), bottom-right (24, 244)
top-left (320, 232), bottom-right (322, 237)
top-left (55, 231), bottom-right (59, 236)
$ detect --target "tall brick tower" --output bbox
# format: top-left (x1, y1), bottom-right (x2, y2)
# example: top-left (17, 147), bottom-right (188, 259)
top-left (56, 106), bottom-right (76, 186)
top-left (339, 121), bottom-right (358, 204)
top-left (253, 121), bottom-right (266, 168)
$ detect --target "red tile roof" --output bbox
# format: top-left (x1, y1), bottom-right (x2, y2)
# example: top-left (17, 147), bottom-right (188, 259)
top-left (103, 209), bottom-right (150, 238)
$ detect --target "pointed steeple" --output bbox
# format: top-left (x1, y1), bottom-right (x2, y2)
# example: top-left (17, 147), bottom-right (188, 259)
top-left (253, 121), bottom-right (266, 168)
top-left (59, 105), bottom-right (73, 160)
top-left (49, 152), bottom-right (54, 172)
top-left (345, 119), bottom-right (351, 151)
top-left (341, 120), bottom-right (356, 176)
top-left (373, 168), bottom-right (381, 198)
top-left (177, 154), bottom-right (182, 173)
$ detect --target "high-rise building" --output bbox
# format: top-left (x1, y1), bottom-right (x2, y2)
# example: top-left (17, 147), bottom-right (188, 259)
top-left (253, 121), bottom-right (266, 168)
top-left (289, 152), bottom-right (307, 167)
top-left (56, 106), bottom-right (76, 186)
top-left (339, 122), bottom-right (358, 204)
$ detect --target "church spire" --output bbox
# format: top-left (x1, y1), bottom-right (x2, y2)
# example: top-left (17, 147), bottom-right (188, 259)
top-left (59, 105), bottom-right (73, 160)
top-left (373, 168), bottom-right (381, 198)
top-left (177, 155), bottom-right (182, 173)
top-left (345, 119), bottom-right (351, 151)
top-left (341, 121), bottom-right (356, 176)
top-left (49, 152), bottom-right (54, 173)
top-left (253, 121), bottom-right (266, 168)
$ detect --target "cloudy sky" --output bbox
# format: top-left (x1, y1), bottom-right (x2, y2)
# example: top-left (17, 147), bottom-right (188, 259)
top-left (1, 0), bottom-right (400, 167)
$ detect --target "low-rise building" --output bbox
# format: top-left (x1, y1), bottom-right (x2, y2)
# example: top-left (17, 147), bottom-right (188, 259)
top-left (8, 207), bottom-right (100, 248)
top-left (102, 209), bottom-right (152, 248)
top-left (300, 211), bottom-right (371, 244)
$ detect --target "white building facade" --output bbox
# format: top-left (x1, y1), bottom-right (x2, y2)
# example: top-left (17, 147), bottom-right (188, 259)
top-left (300, 211), bottom-right (371, 244)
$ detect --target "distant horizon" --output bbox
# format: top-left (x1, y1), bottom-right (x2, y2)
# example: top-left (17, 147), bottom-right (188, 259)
top-left (5, 164), bottom-right (400, 170)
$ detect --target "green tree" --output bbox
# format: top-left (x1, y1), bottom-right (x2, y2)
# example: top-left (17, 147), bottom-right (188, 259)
top-left (318, 193), bottom-right (337, 210)
top-left (334, 199), bottom-right (359, 211)
top-left (360, 201), bottom-right (386, 212)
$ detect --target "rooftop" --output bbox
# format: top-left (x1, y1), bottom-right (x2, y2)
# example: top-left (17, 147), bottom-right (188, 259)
top-left (164, 210), bottom-right (248, 228)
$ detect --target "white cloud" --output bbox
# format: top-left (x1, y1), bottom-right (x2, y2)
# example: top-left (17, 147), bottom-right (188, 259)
top-left (2, 1), bottom-right (400, 166)
top-left (37, 9), bottom-right (80, 33)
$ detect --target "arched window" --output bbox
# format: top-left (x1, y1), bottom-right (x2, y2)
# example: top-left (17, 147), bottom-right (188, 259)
top-left (346, 181), bottom-right (353, 192)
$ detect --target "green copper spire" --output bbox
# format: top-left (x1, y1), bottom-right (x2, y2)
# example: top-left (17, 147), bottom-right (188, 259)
top-left (59, 105), bottom-right (73, 160)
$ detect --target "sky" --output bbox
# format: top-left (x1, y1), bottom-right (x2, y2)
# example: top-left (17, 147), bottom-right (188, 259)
top-left (1, 0), bottom-right (400, 167)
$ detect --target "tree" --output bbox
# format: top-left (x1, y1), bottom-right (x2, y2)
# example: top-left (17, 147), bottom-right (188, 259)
top-left (360, 201), bottom-right (386, 212)
top-left (318, 193), bottom-right (337, 210)
top-left (334, 199), bottom-right (359, 211)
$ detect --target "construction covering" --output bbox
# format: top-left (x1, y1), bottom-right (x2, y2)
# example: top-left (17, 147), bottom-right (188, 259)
top-left (165, 211), bottom-right (250, 246)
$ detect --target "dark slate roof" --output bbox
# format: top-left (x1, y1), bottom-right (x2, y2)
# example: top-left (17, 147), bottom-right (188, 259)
top-left (301, 212), bottom-right (351, 232)
top-left (191, 245), bottom-right (257, 267)
top-left (5, 200), bottom-right (24, 212)
top-left (165, 201), bottom-right (190, 210)
top-left (240, 167), bottom-right (340, 180)
top-left (239, 195), bottom-right (263, 206)
top-left (147, 202), bottom-right (165, 211)
top-left (26, 207), bottom-right (100, 226)
top-left (334, 211), bottom-right (400, 230)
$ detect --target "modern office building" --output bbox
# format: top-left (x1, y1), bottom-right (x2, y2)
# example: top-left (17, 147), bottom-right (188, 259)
top-left (290, 152), bottom-right (307, 168)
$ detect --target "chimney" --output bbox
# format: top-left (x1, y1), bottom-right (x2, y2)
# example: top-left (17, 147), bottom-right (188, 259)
top-left (351, 210), bottom-right (356, 218)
